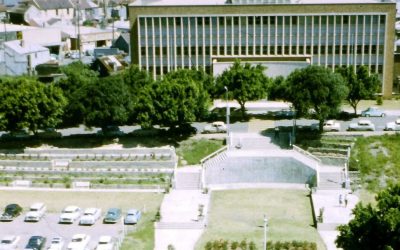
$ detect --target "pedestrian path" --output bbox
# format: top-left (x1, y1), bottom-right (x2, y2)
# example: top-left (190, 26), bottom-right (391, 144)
top-left (154, 167), bottom-right (210, 250)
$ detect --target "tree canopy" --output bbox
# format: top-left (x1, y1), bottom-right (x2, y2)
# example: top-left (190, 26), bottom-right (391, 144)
top-left (285, 65), bottom-right (348, 130)
top-left (336, 65), bottom-right (380, 114)
top-left (77, 75), bottom-right (134, 129)
top-left (336, 184), bottom-right (400, 250)
top-left (215, 60), bottom-right (269, 119)
top-left (136, 69), bottom-right (210, 129)
top-left (0, 77), bottom-right (66, 133)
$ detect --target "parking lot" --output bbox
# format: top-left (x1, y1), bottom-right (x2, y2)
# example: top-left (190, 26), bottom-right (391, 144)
top-left (0, 212), bottom-right (134, 249)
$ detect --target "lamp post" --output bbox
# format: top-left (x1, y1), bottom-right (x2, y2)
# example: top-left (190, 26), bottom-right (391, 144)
top-left (291, 106), bottom-right (296, 147)
top-left (263, 214), bottom-right (268, 250)
top-left (224, 86), bottom-right (230, 147)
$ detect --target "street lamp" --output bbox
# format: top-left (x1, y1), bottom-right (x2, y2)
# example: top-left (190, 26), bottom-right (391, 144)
top-left (224, 86), bottom-right (230, 147)
top-left (263, 214), bottom-right (268, 250)
top-left (290, 106), bottom-right (296, 147)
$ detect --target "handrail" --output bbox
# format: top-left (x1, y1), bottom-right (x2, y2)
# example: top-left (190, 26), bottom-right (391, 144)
top-left (293, 145), bottom-right (321, 163)
top-left (200, 146), bottom-right (227, 164)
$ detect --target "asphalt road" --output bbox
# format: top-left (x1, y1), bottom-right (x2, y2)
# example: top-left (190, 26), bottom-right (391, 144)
top-left (0, 213), bottom-right (134, 249)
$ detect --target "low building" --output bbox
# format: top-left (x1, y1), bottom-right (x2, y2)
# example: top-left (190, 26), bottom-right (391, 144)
top-left (4, 39), bottom-right (51, 75)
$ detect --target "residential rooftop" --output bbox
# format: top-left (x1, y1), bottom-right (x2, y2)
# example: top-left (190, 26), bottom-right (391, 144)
top-left (130, 0), bottom-right (394, 6)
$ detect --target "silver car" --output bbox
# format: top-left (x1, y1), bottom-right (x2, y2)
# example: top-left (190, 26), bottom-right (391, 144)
top-left (347, 120), bottom-right (375, 131)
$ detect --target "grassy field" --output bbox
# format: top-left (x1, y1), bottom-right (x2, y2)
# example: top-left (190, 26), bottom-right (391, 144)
top-left (0, 190), bottom-right (163, 250)
top-left (349, 134), bottom-right (400, 192)
top-left (175, 138), bottom-right (225, 166)
top-left (195, 189), bottom-right (325, 250)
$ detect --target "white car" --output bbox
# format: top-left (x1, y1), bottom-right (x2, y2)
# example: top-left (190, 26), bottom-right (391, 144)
top-left (48, 237), bottom-right (64, 250)
top-left (202, 121), bottom-right (227, 134)
top-left (59, 206), bottom-right (81, 224)
top-left (347, 120), bottom-right (375, 131)
top-left (24, 202), bottom-right (46, 222)
top-left (95, 236), bottom-right (114, 250)
top-left (0, 235), bottom-right (20, 249)
top-left (322, 120), bottom-right (341, 132)
top-left (79, 208), bottom-right (102, 225)
top-left (67, 234), bottom-right (90, 250)
top-left (384, 119), bottom-right (400, 131)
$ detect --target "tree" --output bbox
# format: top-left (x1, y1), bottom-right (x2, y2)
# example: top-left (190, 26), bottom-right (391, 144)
top-left (215, 60), bottom-right (269, 119)
top-left (0, 77), bottom-right (66, 133)
top-left (136, 69), bottom-right (210, 130)
top-left (56, 62), bottom-right (98, 127)
top-left (336, 65), bottom-right (380, 115)
top-left (285, 66), bottom-right (348, 131)
top-left (336, 184), bottom-right (400, 250)
top-left (76, 75), bottom-right (134, 129)
top-left (268, 75), bottom-right (289, 101)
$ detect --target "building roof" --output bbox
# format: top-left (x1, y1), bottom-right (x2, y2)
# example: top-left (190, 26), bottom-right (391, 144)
top-left (78, 0), bottom-right (98, 9)
top-left (33, 0), bottom-right (74, 10)
top-left (119, 33), bottom-right (130, 43)
top-left (130, 0), bottom-right (394, 6)
top-left (5, 40), bottom-right (48, 54)
top-left (0, 24), bottom-right (36, 33)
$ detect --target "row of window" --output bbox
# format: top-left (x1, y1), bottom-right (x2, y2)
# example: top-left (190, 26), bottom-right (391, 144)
top-left (140, 45), bottom-right (384, 56)
top-left (139, 15), bottom-right (386, 27)
top-left (142, 64), bottom-right (383, 75)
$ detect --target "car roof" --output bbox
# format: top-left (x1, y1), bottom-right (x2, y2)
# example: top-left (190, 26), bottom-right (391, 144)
top-left (64, 205), bottom-right (79, 211)
top-left (358, 119), bottom-right (371, 123)
top-left (99, 236), bottom-right (112, 242)
top-left (84, 208), bottom-right (98, 213)
top-left (2, 235), bottom-right (18, 241)
top-left (127, 209), bottom-right (139, 214)
top-left (396, 119), bottom-right (400, 124)
top-left (72, 234), bottom-right (87, 239)
top-left (30, 203), bottom-right (45, 209)
top-left (212, 121), bottom-right (225, 125)
top-left (5, 204), bottom-right (20, 208)
top-left (107, 208), bottom-right (120, 212)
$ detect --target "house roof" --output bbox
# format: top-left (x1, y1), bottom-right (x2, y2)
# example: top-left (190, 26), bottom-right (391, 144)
top-left (78, 0), bottom-right (98, 9)
top-left (33, 0), bottom-right (74, 10)
top-left (5, 40), bottom-right (48, 54)
top-left (120, 33), bottom-right (130, 43)
top-left (0, 23), bottom-right (36, 32)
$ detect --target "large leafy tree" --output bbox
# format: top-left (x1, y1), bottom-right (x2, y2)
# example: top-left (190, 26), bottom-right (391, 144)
top-left (55, 62), bottom-right (98, 127)
top-left (215, 60), bottom-right (269, 119)
top-left (336, 184), bottom-right (400, 250)
top-left (76, 75), bottom-right (134, 129)
top-left (0, 77), bottom-right (66, 133)
top-left (285, 65), bottom-right (348, 131)
top-left (137, 69), bottom-right (210, 129)
top-left (336, 65), bottom-right (380, 115)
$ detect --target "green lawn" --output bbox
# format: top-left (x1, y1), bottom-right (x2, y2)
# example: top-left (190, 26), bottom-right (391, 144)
top-left (349, 134), bottom-right (400, 192)
top-left (195, 189), bottom-right (325, 250)
top-left (176, 138), bottom-right (225, 166)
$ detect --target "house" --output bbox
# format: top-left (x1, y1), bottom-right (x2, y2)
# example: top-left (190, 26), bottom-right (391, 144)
top-left (4, 39), bottom-right (51, 75)
top-left (92, 54), bottom-right (127, 76)
top-left (62, 26), bottom-right (118, 52)
top-left (129, 0), bottom-right (396, 97)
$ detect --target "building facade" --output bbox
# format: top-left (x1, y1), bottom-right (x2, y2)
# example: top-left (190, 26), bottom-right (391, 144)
top-left (129, 0), bottom-right (396, 97)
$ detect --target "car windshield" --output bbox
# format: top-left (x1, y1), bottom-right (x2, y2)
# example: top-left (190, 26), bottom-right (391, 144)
top-left (72, 238), bottom-right (82, 242)
top-left (1, 240), bottom-right (11, 244)
top-left (107, 212), bottom-right (115, 216)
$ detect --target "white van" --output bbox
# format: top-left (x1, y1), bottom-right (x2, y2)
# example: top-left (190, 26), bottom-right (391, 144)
top-left (24, 202), bottom-right (46, 222)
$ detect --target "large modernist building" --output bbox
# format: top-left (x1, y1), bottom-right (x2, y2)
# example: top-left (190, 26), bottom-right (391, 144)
top-left (129, 0), bottom-right (396, 97)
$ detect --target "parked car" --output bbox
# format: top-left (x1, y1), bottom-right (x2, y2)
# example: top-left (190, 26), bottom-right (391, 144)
top-left (24, 236), bottom-right (46, 250)
top-left (322, 120), bottom-right (341, 132)
top-left (1, 130), bottom-right (31, 140)
top-left (67, 234), bottom-right (90, 250)
top-left (59, 206), bottom-right (81, 224)
top-left (202, 121), bottom-right (227, 134)
top-left (361, 107), bottom-right (386, 117)
top-left (35, 128), bottom-right (62, 139)
top-left (79, 208), bottom-right (102, 225)
top-left (47, 237), bottom-right (64, 250)
top-left (384, 119), bottom-right (400, 131)
top-left (97, 126), bottom-right (124, 137)
top-left (24, 203), bottom-right (46, 222)
top-left (103, 208), bottom-right (121, 224)
top-left (124, 209), bottom-right (142, 224)
top-left (0, 235), bottom-right (20, 249)
top-left (347, 120), bottom-right (375, 131)
top-left (274, 109), bottom-right (296, 119)
top-left (0, 204), bottom-right (22, 221)
top-left (95, 236), bottom-right (114, 250)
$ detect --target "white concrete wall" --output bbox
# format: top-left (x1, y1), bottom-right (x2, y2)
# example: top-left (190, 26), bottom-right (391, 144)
top-left (5, 47), bottom-right (50, 75)
top-left (22, 28), bottom-right (61, 47)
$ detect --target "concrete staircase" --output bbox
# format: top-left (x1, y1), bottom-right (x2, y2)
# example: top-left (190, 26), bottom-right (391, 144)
top-left (175, 167), bottom-right (201, 190)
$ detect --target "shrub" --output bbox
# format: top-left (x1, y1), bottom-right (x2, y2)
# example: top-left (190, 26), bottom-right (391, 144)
top-left (376, 96), bottom-right (383, 105)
